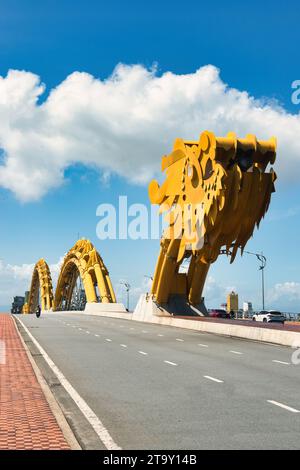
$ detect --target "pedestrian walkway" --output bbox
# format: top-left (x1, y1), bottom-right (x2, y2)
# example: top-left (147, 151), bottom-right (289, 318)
top-left (0, 313), bottom-right (69, 450)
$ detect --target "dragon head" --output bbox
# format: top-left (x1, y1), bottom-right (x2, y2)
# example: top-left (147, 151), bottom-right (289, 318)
top-left (149, 131), bottom-right (276, 266)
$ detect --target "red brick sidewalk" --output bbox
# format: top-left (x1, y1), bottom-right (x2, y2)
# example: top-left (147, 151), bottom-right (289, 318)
top-left (0, 313), bottom-right (70, 450)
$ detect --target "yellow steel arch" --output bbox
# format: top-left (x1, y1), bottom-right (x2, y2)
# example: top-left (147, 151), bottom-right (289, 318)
top-left (53, 239), bottom-right (116, 311)
top-left (27, 259), bottom-right (54, 312)
top-left (149, 131), bottom-right (277, 306)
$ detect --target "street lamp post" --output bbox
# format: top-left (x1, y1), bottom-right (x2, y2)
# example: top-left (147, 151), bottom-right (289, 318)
top-left (220, 248), bottom-right (267, 311)
top-left (120, 281), bottom-right (131, 311)
top-left (244, 251), bottom-right (267, 311)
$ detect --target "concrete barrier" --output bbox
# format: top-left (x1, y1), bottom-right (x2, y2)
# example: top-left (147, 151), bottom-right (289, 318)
top-left (84, 302), bottom-right (128, 315)
top-left (43, 296), bottom-right (300, 348)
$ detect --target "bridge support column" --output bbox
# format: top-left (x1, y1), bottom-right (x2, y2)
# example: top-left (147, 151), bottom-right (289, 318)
top-left (93, 264), bottom-right (110, 303)
top-left (82, 272), bottom-right (97, 303)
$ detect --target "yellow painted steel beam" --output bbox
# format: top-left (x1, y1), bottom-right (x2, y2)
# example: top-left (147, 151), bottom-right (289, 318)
top-left (53, 239), bottom-right (116, 311)
top-left (27, 259), bottom-right (54, 313)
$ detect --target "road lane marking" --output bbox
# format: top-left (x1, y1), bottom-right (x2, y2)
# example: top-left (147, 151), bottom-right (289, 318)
top-left (138, 351), bottom-right (148, 355)
top-left (94, 334), bottom-right (99, 337)
top-left (16, 317), bottom-right (121, 450)
top-left (158, 334), bottom-right (164, 337)
top-left (198, 343), bottom-right (208, 348)
top-left (78, 328), bottom-right (82, 331)
top-left (204, 375), bottom-right (223, 383)
top-left (176, 338), bottom-right (184, 342)
top-left (267, 400), bottom-right (300, 413)
top-left (142, 330), bottom-right (148, 333)
top-left (120, 344), bottom-right (127, 348)
top-left (272, 360), bottom-right (290, 365)
top-left (119, 325), bottom-right (124, 328)
top-left (130, 328), bottom-right (135, 330)
top-left (86, 331), bottom-right (90, 334)
top-left (105, 338), bottom-right (112, 342)
top-left (164, 360), bottom-right (177, 366)
top-left (230, 350), bottom-right (243, 355)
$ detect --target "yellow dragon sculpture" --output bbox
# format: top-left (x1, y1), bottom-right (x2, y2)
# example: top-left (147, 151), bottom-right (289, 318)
top-left (149, 131), bottom-right (277, 308)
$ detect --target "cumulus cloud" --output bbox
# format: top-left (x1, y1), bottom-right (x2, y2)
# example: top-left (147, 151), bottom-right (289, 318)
top-left (267, 282), bottom-right (300, 311)
top-left (0, 64), bottom-right (299, 201)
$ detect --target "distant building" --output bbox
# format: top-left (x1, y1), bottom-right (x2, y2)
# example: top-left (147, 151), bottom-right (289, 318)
top-left (70, 288), bottom-right (86, 311)
top-left (11, 296), bottom-right (25, 314)
top-left (243, 301), bottom-right (253, 313)
top-left (243, 301), bottom-right (253, 318)
top-left (227, 291), bottom-right (238, 313)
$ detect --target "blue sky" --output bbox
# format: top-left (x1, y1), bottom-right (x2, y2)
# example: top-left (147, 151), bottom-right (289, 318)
top-left (0, 0), bottom-right (300, 311)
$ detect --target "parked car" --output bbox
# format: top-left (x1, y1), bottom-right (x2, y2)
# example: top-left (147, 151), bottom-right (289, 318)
top-left (208, 309), bottom-right (230, 319)
top-left (252, 310), bottom-right (285, 324)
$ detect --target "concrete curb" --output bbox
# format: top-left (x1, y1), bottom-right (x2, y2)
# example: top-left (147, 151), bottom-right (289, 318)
top-left (37, 304), bottom-right (300, 348)
top-left (58, 302), bottom-right (300, 348)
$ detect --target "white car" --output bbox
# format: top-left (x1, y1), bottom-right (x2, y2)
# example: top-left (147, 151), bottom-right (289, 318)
top-left (252, 310), bottom-right (285, 324)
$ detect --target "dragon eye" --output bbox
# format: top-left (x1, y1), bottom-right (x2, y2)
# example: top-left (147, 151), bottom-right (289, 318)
top-left (203, 158), bottom-right (213, 180)
top-left (187, 164), bottom-right (199, 188)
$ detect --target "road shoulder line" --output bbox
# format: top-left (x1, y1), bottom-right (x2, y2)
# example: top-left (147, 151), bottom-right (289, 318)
top-left (15, 315), bottom-right (121, 450)
top-left (14, 316), bottom-right (81, 450)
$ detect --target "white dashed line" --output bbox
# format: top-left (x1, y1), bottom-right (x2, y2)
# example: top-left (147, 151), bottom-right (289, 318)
top-left (120, 344), bottom-right (127, 348)
top-left (130, 328), bottom-right (135, 330)
top-left (95, 334), bottom-right (99, 337)
top-left (158, 334), bottom-right (164, 337)
top-left (138, 351), bottom-right (148, 355)
top-left (164, 360), bottom-right (177, 366)
top-left (86, 331), bottom-right (90, 334)
top-left (204, 375), bottom-right (223, 383)
top-left (230, 350), bottom-right (243, 355)
top-left (176, 338), bottom-right (184, 342)
top-left (78, 328), bottom-right (82, 331)
top-left (142, 330), bottom-right (148, 333)
top-left (198, 343), bottom-right (208, 348)
top-left (272, 360), bottom-right (290, 365)
top-left (105, 338), bottom-right (112, 342)
top-left (267, 400), bottom-right (300, 413)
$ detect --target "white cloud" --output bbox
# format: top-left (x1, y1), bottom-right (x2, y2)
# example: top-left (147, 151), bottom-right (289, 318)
top-left (114, 276), bottom-right (152, 309)
top-left (0, 257), bottom-right (63, 307)
top-left (0, 64), bottom-right (299, 201)
top-left (267, 282), bottom-right (300, 310)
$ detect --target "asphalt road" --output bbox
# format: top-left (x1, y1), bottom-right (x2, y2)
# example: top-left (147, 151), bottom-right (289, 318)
top-left (17, 312), bottom-right (300, 450)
